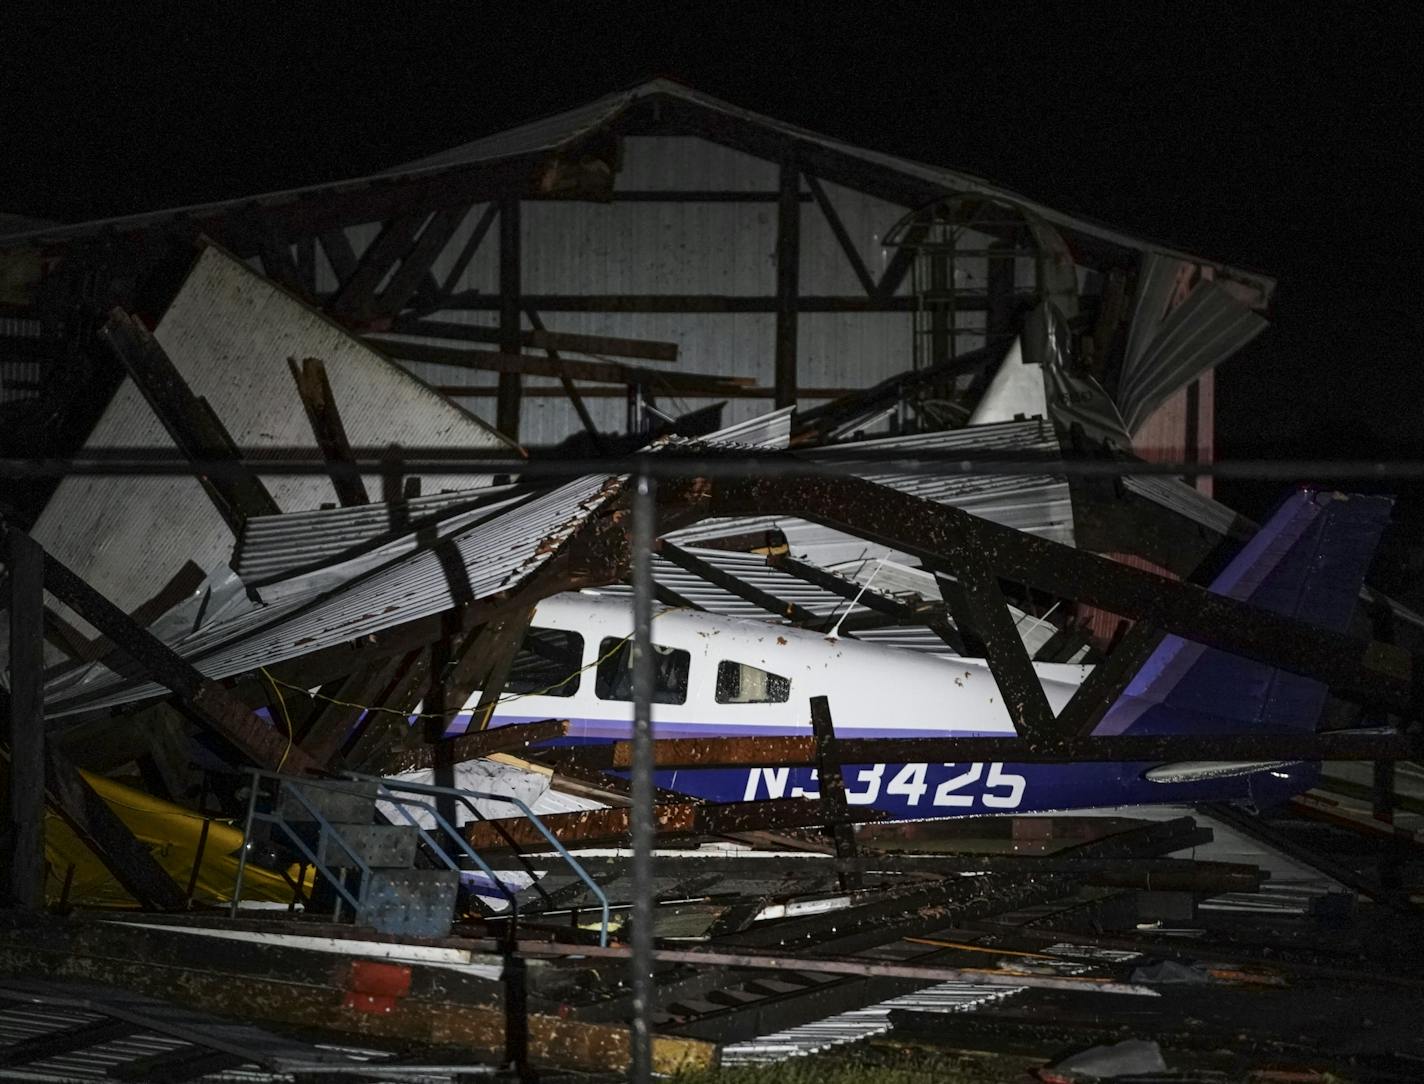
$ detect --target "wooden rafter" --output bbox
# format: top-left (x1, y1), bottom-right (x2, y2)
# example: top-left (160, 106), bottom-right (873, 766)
top-left (287, 356), bottom-right (368, 507)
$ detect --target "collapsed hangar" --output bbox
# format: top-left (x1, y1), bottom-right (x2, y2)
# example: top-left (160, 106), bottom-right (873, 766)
top-left (0, 81), bottom-right (1421, 1080)
top-left (1, 78), bottom-right (1270, 464)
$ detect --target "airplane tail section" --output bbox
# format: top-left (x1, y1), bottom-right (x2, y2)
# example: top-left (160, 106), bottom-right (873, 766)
top-left (1100, 489), bottom-right (1393, 737)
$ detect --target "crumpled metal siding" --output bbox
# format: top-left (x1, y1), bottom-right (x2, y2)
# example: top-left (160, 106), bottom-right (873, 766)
top-left (666, 419), bottom-right (1074, 552)
top-left (46, 418), bottom-right (791, 712)
top-left (232, 484), bottom-right (528, 586)
top-left (231, 410), bottom-right (791, 588)
top-left (1118, 277), bottom-right (1268, 435)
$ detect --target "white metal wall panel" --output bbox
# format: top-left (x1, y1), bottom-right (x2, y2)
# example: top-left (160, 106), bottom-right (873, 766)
top-left (398, 139), bottom-right (917, 446)
top-left (31, 246), bottom-right (510, 632)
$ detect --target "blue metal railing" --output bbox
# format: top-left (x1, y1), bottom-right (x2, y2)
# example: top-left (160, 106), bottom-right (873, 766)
top-left (346, 771), bottom-right (612, 947)
top-left (231, 772), bottom-right (377, 919)
top-left (230, 768), bottom-right (611, 946)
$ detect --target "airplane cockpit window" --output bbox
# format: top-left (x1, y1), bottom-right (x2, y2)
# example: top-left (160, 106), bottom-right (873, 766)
top-left (715, 660), bottom-right (791, 704)
top-left (594, 637), bottom-right (690, 705)
top-left (502, 627), bottom-right (585, 697)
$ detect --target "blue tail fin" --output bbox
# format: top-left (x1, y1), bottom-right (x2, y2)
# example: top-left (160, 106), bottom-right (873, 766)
top-left (1098, 490), bottom-right (1392, 736)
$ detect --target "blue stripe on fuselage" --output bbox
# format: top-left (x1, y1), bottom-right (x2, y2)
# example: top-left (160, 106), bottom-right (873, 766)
top-left (472, 713), bottom-right (1319, 816)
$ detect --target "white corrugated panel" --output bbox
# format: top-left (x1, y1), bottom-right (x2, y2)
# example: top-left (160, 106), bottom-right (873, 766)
top-left (45, 473), bottom-right (620, 713)
top-left (666, 419), bottom-right (1073, 560)
top-left (406, 136), bottom-right (916, 446)
top-left (29, 245), bottom-right (512, 636)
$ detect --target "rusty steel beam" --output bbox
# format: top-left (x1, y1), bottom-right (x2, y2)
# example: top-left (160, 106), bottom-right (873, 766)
top-left (41, 551), bottom-right (316, 774)
top-left (693, 472), bottom-right (1418, 717)
top-left (298, 662), bottom-right (400, 766)
top-left (550, 728), bottom-right (1412, 771)
top-left (287, 356), bottom-right (369, 507)
top-left (657, 540), bottom-right (823, 626)
top-left (383, 719), bottom-right (570, 774)
top-left (935, 560), bottom-right (1058, 743)
top-left (98, 309), bottom-right (280, 533)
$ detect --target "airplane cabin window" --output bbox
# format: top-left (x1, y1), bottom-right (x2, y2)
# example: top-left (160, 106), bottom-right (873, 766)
top-left (715, 660), bottom-right (791, 704)
top-left (595, 637), bottom-right (690, 705)
top-left (502, 627), bottom-right (584, 697)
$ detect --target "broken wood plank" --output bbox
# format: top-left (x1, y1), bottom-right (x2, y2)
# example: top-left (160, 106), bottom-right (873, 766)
top-left (99, 309), bottom-right (280, 533)
top-left (810, 696), bottom-right (860, 890)
top-left (657, 540), bottom-right (823, 626)
top-left (382, 718), bottom-right (570, 774)
top-left (328, 212), bottom-right (427, 321)
top-left (805, 173), bottom-right (878, 297)
top-left (287, 356), bottom-right (369, 506)
top-left (45, 748), bottom-right (188, 910)
top-left (374, 205), bottom-right (468, 317)
top-left (392, 316), bottom-right (680, 363)
top-left (434, 383), bottom-right (847, 400)
top-left (935, 558), bottom-right (1058, 744)
top-left (0, 931), bottom-right (714, 1074)
top-left (370, 336), bottom-right (749, 394)
top-left (300, 663), bottom-right (400, 766)
top-left (41, 551), bottom-right (315, 774)
top-left (525, 307), bottom-right (606, 452)
top-left (462, 609), bottom-right (536, 733)
top-left (774, 155), bottom-right (800, 409)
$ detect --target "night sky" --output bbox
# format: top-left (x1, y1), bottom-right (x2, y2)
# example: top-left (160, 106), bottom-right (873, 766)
top-left (3, 4), bottom-right (1420, 531)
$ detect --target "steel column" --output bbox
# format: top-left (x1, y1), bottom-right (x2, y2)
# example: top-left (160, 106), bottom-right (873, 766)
top-left (629, 471), bottom-right (657, 1084)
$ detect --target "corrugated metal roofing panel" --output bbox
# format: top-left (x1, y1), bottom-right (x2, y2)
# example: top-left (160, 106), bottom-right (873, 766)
top-left (666, 418), bottom-right (1074, 553)
top-left (46, 473), bottom-right (618, 713)
top-left (29, 245), bottom-right (512, 639)
top-left (231, 409), bottom-right (789, 591)
top-left (233, 483), bottom-right (529, 585)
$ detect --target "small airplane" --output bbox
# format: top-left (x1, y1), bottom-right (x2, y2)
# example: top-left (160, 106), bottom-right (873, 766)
top-left (450, 489), bottom-right (1391, 819)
